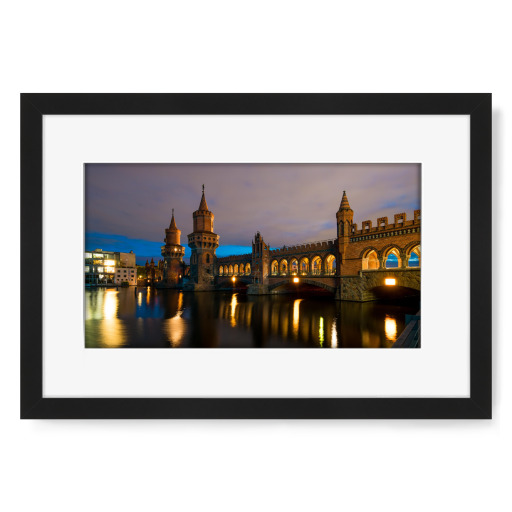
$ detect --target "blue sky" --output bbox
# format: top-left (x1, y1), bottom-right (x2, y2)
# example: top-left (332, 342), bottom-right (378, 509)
top-left (85, 163), bottom-right (421, 264)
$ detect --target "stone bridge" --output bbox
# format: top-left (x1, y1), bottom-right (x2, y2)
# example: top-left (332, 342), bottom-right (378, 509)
top-left (212, 192), bottom-right (421, 301)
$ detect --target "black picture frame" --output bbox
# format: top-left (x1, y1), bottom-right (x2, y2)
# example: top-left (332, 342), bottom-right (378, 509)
top-left (20, 93), bottom-right (492, 419)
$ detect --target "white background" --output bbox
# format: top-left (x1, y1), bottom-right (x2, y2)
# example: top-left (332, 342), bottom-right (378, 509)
top-left (43, 114), bottom-right (470, 398)
top-left (0, 1), bottom-right (508, 511)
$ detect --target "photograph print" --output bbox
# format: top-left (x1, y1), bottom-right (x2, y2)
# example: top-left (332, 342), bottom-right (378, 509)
top-left (84, 163), bottom-right (421, 348)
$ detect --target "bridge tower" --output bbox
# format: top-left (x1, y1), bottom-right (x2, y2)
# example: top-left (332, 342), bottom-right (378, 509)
top-left (336, 190), bottom-right (354, 269)
top-left (251, 232), bottom-right (270, 284)
top-left (186, 185), bottom-right (219, 290)
top-left (161, 209), bottom-right (185, 287)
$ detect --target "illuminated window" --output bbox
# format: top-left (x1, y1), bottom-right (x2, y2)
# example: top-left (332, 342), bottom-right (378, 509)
top-left (93, 253), bottom-right (104, 259)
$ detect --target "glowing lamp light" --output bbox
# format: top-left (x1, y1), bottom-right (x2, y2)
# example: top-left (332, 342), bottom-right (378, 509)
top-left (293, 277), bottom-right (299, 283)
top-left (232, 277), bottom-right (236, 282)
top-left (385, 278), bottom-right (396, 286)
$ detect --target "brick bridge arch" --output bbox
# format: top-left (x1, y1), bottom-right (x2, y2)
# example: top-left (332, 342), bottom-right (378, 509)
top-left (216, 275), bottom-right (253, 287)
top-left (268, 277), bottom-right (337, 294)
top-left (341, 269), bottom-right (420, 301)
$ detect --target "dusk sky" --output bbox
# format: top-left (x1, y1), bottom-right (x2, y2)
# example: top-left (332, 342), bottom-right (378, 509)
top-left (85, 163), bottom-right (421, 265)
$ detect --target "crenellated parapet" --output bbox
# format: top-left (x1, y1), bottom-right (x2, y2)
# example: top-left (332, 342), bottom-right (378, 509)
top-left (269, 239), bottom-right (337, 257)
top-left (217, 253), bottom-right (252, 263)
top-left (349, 209), bottom-right (421, 241)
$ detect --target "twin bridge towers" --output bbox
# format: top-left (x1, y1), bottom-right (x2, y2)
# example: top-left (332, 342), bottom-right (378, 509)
top-left (161, 187), bottom-right (421, 301)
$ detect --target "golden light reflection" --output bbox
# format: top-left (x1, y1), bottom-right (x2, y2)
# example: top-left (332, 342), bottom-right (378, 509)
top-left (164, 311), bottom-right (186, 347)
top-left (99, 290), bottom-right (126, 347)
top-left (292, 299), bottom-right (303, 338)
top-left (137, 292), bottom-right (142, 306)
top-left (331, 319), bottom-right (337, 348)
top-left (230, 293), bottom-right (238, 327)
top-left (319, 316), bottom-right (324, 347)
top-left (177, 292), bottom-right (183, 311)
top-left (385, 315), bottom-right (398, 342)
top-left (103, 290), bottom-right (118, 319)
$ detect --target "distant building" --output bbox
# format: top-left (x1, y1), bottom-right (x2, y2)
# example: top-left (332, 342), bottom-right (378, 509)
top-left (85, 249), bottom-right (137, 286)
top-left (114, 267), bottom-right (137, 286)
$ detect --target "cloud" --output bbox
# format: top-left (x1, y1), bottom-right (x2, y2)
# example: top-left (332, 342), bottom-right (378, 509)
top-left (85, 163), bottom-right (421, 260)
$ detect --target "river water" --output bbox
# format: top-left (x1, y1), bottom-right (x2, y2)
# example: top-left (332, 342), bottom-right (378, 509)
top-left (85, 287), bottom-right (419, 348)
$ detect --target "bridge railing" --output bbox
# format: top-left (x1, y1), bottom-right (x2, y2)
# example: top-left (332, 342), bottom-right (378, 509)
top-left (392, 311), bottom-right (421, 348)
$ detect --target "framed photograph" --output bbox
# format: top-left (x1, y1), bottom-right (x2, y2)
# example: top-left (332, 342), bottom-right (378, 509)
top-left (20, 93), bottom-right (491, 419)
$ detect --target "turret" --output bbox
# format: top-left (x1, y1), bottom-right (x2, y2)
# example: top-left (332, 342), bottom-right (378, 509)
top-left (161, 208), bottom-right (185, 287)
top-left (336, 190), bottom-right (354, 236)
top-left (192, 184), bottom-right (215, 233)
top-left (187, 185), bottom-right (219, 288)
top-left (336, 190), bottom-right (354, 269)
top-left (251, 232), bottom-right (270, 284)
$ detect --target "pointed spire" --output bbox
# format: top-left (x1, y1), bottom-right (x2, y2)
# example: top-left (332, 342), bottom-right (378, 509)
top-left (198, 184), bottom-right (209, 211)
top-left (339, 190), bottom-right (352, 211)
top-left (169, 208), bottom-right (178, 230)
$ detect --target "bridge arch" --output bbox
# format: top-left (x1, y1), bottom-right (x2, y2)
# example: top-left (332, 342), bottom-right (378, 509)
top-left (311, 255), bottom-right (322, 275)
top-left (299, 257), bottom-right (309, 275)
top-left (325, 254), bottom-right (336, 275)
top-left (268, 278), bottom-right (336, 294)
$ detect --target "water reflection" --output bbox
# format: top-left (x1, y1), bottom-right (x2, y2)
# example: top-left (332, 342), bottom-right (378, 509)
top-left (85, 288), bottom-right (419, 348)
top-left (384, 315), bottom-right (398, 343)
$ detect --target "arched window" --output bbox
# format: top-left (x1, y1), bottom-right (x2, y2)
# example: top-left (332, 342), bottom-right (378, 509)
top-left (271, 260), bottom-right (278, 275)
top-left (299, 257), bottom-right (309, 275)
top-left (408, 245), bottom-right (421, 267)
top-left (245, 263), bottom-right (251, 275)
top-left (279, 259), bottom-right (288, 275)
top-left (384, 248), bottom-right (401, 268)
top-left (311, 256), bottom-right (322, 275)
top-left (228, 265), bottom-right (233, 275)
top-left (362, 250), bottom-right (379, 270)
top-left (205, 253), bottom-right (210, 264)
top-left (234, 264), bottom-right (239, 275)
top-left (239, 264), bottom-right (244, 275)
top-left (325, 255), bottom-right (336, 275)
top-left (290, 259), bottom-right (298, 275)
top-left (219, 266), bottom-right (224, 276)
